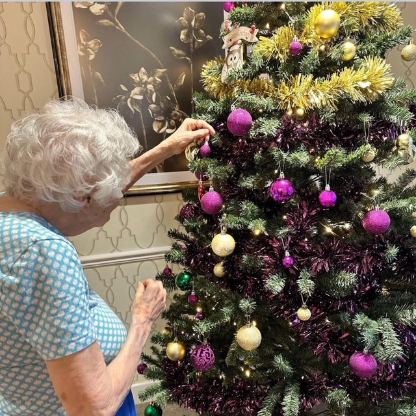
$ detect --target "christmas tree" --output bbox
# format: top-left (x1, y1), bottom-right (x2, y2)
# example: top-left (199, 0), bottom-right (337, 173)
top-left (140, 3), bottom-right (416, 415)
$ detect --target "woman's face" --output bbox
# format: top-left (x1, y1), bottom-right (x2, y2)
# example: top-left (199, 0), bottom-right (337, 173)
top-left (79, 195), bottom-right (122, 231)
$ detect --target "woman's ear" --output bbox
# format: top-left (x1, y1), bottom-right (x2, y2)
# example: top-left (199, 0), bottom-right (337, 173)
top-left (75, 195), bottom-right (91, 213)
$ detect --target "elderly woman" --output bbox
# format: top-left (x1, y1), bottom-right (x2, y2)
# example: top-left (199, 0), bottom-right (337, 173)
top-left (0, 98), bottom-right (214, 416)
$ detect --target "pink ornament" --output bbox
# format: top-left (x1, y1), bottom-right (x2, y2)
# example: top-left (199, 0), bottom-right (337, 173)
top-left (289, 41), bottom-right (303, 56)
top-left (223, 2), bottom-right (236, 12)
top-left (349, 352), bottom-right (377, 378)
top-left (190, 344), bottom-right (216, 371)
top-left (200, 141), bottom-right (211, 158)
top-left (163, 267), bottom-right (172, 277)
top-left (227, 109), bottom-right (253, 136)
top-left (362, 209), bottom-right (390, 235)
top-left (196, 312), bottom-right (205, 320)
top-left (180, 203), bottom-right (196, 219)
top-left (200, 189), bottom-right (223, 215)
top-left (137, 363), bottom-right (147, 374)
top-left (319, 185), bottom-right (337, 207)
top-left (188, 292), bottom-right (199, 305)
top-left (270, 174), bottom-right (295, 203)
top-left (282, 251), bottom-right (294, 268)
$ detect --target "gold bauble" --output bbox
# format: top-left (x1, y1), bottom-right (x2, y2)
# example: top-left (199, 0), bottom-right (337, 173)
top-left (166, 340), bottom-right (186, 361)
top-left (160, 326), bottom-right (173, 337)
top-left (401, 43), bottom-right (416, 62)
top-left (342, 40), bottom-right (356, 61)
top-left (297, 304), bottom-right (311, 321)
top-left (295, 107), bottom-right (305, 119)
top-left (236, 324), bottom-right (262, 351)
top-left (396, 133), bottom-right (410, 149)
top-left (213, 262), bottom-right (226, 277)
top-left (362, 149), bottom-right (376, 163)
top-left (318, 44), bottom-right (328, 54)
top-left (211, 232), bottom-right (236, 257)
top-left (314, 10), bottom-right (341, 39)
top-left (398, 148), bottom-right (414, 164)
top-left (410, 225), bottom-right (416, 237)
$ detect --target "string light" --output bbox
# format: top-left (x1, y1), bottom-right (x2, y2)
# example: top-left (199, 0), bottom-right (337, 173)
top-left (265, 22), bottom-right (270, 29)
top-left (245, 369), bottom-right (251, 377)
top-left (252, 320), bottom-right (257, 326)
top-left (253, 228), bottom-right (262, 236)
top-left (196, 306), bottom-right (203, 313)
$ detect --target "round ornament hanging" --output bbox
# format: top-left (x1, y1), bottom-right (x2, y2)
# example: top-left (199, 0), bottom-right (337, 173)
top-left (162, 266), bottom-right (172, 277)
top-left (297, 304), bottom-right (311, 321)
top-left (144, 404), bottom-right (163, 416)
top-left (166, 339), bottom-right (186, 361)
top-left (314, 9), bottom-right (341, 39)
top-left (282, 250), bottom-right (294, 268)
top-left (211, 231), bottom-right (236, 257)
top-left (200, 188), bottom-right (223, 215)
top-left (223, 2), bottom-right (236, 12)
top-left (410, 225), bottom-right (416, 237)
top-left (227, 109), bottom-right (253, 136)
top-left (137, 363), bottom-right (147, 375)
top-left (319, 185), bottom-right (337, 207)
top-left (214, 262), bottom-right (226, 277)
top-left (342, 39), bottom-right (356, 61)
top-left (160, 326), bottom-right (173, 337)
top-left (195, 312), bottom-right (205, 320)
top-left (289, 37), bottom-right (302, 56)
top-left (362, 209), bottom-right (390, 235)
top-left (270, 173), bottom-right (295, 203)
top-left (236, 324), bottom-right (262, 351)
top-left (180, 203), bottom-right (197, 220)
top-left (401, 41), bottom-right (416, 62)
top-left (362, 149), bottom-right (376, 163)
top-left (175, 271), bottom-right (194, 291)
top-left (349, 351), bottom-right (377, 378)
top-left (188, 291), bottom-right (199, 305)
top-left (191, 343), bottom-right (216, 371)
top-left (200, 141), bottom-right (211, 158)
top-left (396, 133), bottom-right (410, 149)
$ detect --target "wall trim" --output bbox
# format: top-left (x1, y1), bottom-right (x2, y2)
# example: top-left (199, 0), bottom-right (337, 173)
top-left (79, 246), bottom-right (171, 269)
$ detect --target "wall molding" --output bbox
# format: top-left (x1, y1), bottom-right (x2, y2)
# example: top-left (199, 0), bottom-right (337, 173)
top-left (79, 246), bottom-right (171, 269)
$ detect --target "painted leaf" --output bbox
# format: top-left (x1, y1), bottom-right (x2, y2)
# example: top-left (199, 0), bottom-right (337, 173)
top-left (170, 47), bottom-right (189, 59)
top-left (115, 2), bottom-right (124, 17)
top-left (96, 19), bottom-right (114, 27)
top-left (174, 72), bottom-right (186, 91)
top-left (93, 72), bottom-right (105, 85)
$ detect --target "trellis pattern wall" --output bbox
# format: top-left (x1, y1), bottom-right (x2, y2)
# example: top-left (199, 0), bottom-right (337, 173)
top-left (1, 1), bottom-right (416, 397)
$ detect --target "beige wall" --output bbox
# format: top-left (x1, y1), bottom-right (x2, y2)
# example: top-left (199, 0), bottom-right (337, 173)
top-left (1, 1), bottom-right (416, 396)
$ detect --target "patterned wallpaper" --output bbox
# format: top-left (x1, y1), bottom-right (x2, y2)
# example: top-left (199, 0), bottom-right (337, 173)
top-left (1, 1), bottom-right (416, 396)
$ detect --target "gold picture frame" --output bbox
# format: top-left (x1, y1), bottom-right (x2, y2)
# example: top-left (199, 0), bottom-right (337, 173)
top-left (46, 2), bottom-right (223, 195)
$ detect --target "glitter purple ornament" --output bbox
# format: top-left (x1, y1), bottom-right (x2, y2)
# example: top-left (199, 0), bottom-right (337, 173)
top-left (349, 352), bottom-right (377, 378)
top-left (270, 173), bottom-right (294, 203)
top-left (162, 266), bottom-right (172, 277)
top-left (319, 185), bottom-right (337, 207)
top-left (196, 312), bottom-right (205, 320)
top-left (200, 188), bottom-right (223, 215)
top-left (180, 203), bottom-right (196, 219)
top-left (137, 363), bottom-right (147, 374)
top-left (190, 344), bottom-right (216, 371)
top-left (227, 109), bottom-right (253, 136)
top-left (289, 39), bottom-right (303, 56)
top-left (282, 250), bottom-right (294, 268)
top-left (362, 209), bottom-right (391, 235)
top-left (223, 2), bottom-right (236, 12)
top-left (199, 141), bottom-right (211, 158)
top-left (188, 291), bottom-right (199, 305)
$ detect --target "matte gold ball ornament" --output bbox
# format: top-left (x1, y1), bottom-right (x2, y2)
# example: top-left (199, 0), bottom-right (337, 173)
top-left (314, 10), bottom-right (341, 39)
top-left (401, 41), bottom-right (416, 62)
top-left (294, 107), bottom-right (305, 119)
top-left (297, 304), bottom-right (312, 321)
top-left (342, 39), bottom-right (356, 61)
top-left (236, 324), bottom-right (262, 351)
top-left (211, 231), bottom-right (236, 257)
top-left (166, 338), bottom-right (186, 361)
top-left (410, 225), bottom-right (416, 237)
top-left (213, 262), bottom-right (226, 277)
top-left (160, 326), bottom-right (173, 337)
top-left (362, 149), bottom-right (376, 163)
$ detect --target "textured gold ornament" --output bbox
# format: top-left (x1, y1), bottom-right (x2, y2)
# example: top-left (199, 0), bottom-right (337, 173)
top-left (160, 326), bottom-right (173, 337)
top-left (211, 232), bottom-right (236, 257)
top-left (410, 225), bottom-right (416, 237)
top-left (396, 133), bottom-right (410, 149)
top-left (297, 304), bottom-right (311, 321)
top-left (166, 339), bottom-right (186, 361)
top-left (236, 324), bottom-right (262, 351)
top-left (401, 42), bottom-right (416, 62)
top-left (342, 40), bottom-right (356, 61)
top-left (362, 149), bottom-right (376, 163)
top-left (314, 10), bottom-right (341, 39)
top-left (381, 286), bottom-right (389, 296)
top-left (213, 262), bottom-right (226, 277)
top-left (294, 107), bottom-right (305, 119)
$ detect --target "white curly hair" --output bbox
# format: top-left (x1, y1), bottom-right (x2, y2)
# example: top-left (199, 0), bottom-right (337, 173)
top-left (4, 98), bottom-right (141, 212)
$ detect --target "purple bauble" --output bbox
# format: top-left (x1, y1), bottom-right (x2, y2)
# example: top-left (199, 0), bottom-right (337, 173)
top-left (227, 109), bottom-right (253, 136)
top-left (270, 177), bottom-right (295, 203)
top-left (362, 209), bottom-right (391, 235)
top-left (289, 41), bottom-right (302, 56)
top-left (137, 363), bottom-right (147, 375)
top-left (162, 267), bottom-right (172, 277)
top-left (282, 252), bottom-right (294, 268)
top-left (349, 352), bottom-right (377, 378)
top-left (223, 2), bottom-right (236, 12)
top-left (200, 142), bottom-right (211, 158)
top-left (180, 203), bottom-right (197, 219)
top-left (190, 344), bottom-right (216, 371)
top-left (188, 292), bottom-right (199, 305)
top-left (319, 187), bottom-right (337, 207)
top-left (200, 190), bottom-right (223, 215)
top-left (196, 312), bottom-right (205, 320)
top-left (195, 171), bottom-right (208, 181)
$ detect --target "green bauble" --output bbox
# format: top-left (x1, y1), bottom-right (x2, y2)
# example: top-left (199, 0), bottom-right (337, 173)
top-left (144, 404), bottom-right (163, 416)
top-left (175, 271), bottom-right (193, 291)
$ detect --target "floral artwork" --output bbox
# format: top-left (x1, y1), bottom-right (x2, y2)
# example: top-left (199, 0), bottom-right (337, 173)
top-left (71, 2), bottom-right (223, 173)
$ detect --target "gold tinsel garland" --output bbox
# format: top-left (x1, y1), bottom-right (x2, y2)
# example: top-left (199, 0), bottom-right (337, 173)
top-left (201, 57), bottom-right (393, 111)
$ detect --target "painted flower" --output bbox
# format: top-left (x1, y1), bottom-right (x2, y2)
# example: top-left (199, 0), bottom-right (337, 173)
top-left (77, 29), bottom-right (102, 60)
top-left (129, 67), bottom-right (165, 103)
top-left (177, 7), bottom-right (211, 45)
top-left (148, 96), bottom-right (185, 134)
top-left (74, 2), bottom-right (107, 15)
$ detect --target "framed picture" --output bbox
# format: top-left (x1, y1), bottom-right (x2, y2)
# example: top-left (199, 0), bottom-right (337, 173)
top-left (46, 2), bottom-right (223, 195)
